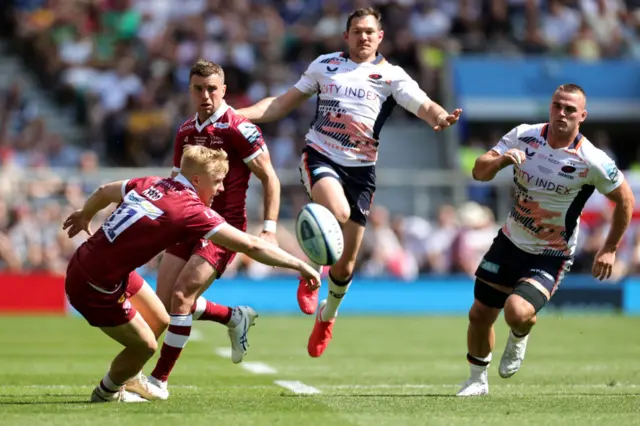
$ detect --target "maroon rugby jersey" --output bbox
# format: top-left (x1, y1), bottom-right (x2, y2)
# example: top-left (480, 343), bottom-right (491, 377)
top-left (172, 103), bottom-right (266, 230)
top-left (75, 175), bottom-right (225, 290)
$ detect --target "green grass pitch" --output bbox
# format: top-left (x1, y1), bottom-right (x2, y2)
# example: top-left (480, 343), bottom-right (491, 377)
top-left (1, 314), bottom-right (639, 425)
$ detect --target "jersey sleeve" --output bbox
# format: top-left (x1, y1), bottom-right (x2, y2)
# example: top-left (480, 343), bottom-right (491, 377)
top-left (232, 118), bottom-right (268, 163)
top-left (182, 203), bottom-right (227, 240)
top-left (491, 126), bottom-right (521, 155)
top-left (122, 177), bottom-right (148, 195)
top-left (294, 59), bottom-right (320, 95)
top-left (172, 129), bottom-right (186, 173)
top-left (390, 67), bottom-right (430, 115)
top-left (587, 150), bottom-right (624, 195)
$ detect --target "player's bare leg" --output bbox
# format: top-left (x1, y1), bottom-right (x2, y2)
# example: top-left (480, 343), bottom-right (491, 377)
top-left (151, 256), bottom-right (257, 389)
top-left (157, 252), bottom-right (234, 325)
top-left (92, 311), bottom-right (159, 403)
top-left (297, 177), bottom-right (351, 315)
top-left (457, 297), bottom-right (501, 397)
top-left (124, 282), bottom-right (171, 401)
top-left (156, 252), bottom-right (187, 312)
top-left (499, 280), bottom-right (547, 378)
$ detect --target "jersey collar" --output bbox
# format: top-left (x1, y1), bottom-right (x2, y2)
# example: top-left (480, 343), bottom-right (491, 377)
top-left (342, 51), bottom-right (385, 65)
top-left (195, 102), bottom-right (229, 133)
top-left (541, 123), bottom-right (583, 150)
top-left (173, 173), bottom-right (196, 193)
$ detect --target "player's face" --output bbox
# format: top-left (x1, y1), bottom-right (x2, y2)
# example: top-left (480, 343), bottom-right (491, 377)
top-left (190, 74), bottom-right (226, 119)
top-left (194, 172), bottom-right (225, 205)
top-left (549, 90), bottom-right (587, 136)
top-left (344, 15), bottom-right (383, 62)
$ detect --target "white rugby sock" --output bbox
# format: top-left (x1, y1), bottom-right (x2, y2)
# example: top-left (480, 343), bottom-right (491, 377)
top-left (467, 353), bottom-right (492, 382)
top-left (321, 273), bottom-right (351, 321)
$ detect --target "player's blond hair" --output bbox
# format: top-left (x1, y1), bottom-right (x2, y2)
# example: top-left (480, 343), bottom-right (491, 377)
top-left (180, 145), bottom-right (229, 179)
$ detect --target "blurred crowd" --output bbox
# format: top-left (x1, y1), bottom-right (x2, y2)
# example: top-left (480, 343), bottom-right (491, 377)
top-left (5, 0), bottom-right (640, 169)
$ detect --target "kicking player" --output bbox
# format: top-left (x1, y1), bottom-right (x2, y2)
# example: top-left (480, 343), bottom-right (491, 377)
top-left (457, 84), bottom-right (635, 396)
top-left (148, 59), bottom-right (282, 394)
top-left (236, 7), bottom-right (461, 357)
top-left (63, 145), bottom-right (319, 403)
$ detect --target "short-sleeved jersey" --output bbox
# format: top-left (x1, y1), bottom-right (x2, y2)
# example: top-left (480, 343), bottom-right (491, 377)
top-left (76, 175), bottom-right (226, 290)
top-left (294, 52), bottom-right (430, 167)
top-left (172, 103), bottom-right (266, 228)
top-left (493, 123), bottom-right (624, 257)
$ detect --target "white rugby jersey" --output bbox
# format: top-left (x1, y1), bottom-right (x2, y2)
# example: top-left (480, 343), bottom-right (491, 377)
top-left (294, 51), bottom-right (430, 167)
top-left (493, 123), bottom-right (623, 257)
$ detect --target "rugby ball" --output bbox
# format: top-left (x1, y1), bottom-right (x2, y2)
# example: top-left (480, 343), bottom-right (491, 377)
top-left (296, 203), bottom-right (344, 265)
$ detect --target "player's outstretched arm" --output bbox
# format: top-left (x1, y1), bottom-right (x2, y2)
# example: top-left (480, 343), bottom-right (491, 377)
top-left (63, 180), bottom-right (127, 237)
top-left (208, 223), bottom-right (320, 288)
top-left (592, 180), bottom-right (635, 280)
top-left (247, 150), bottom-right (281, 245)
top-left (416, 100), bottom-right (462, 132)
top-left (235, 88), bottom-right (310, 123)
top-left (472, 149), bottom-right (525, 182)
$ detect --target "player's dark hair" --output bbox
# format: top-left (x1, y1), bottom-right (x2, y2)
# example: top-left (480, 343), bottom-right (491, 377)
top-left (346, 7), bottom-right (382, 32)
top-left (556, 84), bottom-right (586, 98)
top-left (190, 60), bottom-right (225, 82)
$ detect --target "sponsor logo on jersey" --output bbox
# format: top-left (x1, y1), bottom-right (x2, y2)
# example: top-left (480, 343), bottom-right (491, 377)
top-left (181, 124), bottom-right (195, 131)
top-left (561, 165), bottom-right (576, 173)
top-left (525, 148), bottom-right (536, 159)
top-left (210, 135), bottom-right (224, 144)
top-left (369, 74), bottom-right (382, 80)
top-left (237, 122), bottom-right (261, 144)
top-left (326, 66), bottom-right (338, 73)
top-left (605, 162), bottom-right (619, 183)
top-left (320, 57), bottom-right (347, 65)
top-left (538, 153), bottom-right (560, 164)
top-left (193, 136), bottom-right (208, 145)
top-left (479, 259), bottom-right (500, 274)
top-left (213, 122), bottom-right (230, 129)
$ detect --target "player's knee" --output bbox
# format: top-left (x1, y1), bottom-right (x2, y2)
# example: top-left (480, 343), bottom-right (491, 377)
top-left (468, 301), bottom-right (498, 327)
top-left (330, 261), bottom-right (355, 282)
top-left (157, 311), bottom-right (170, 335)
top-left (130, 335), bottom-right (158, 359)
top-left (504, 290), bottom-right (540, 328)
top-left (329, 205), bottom-right (350, 225)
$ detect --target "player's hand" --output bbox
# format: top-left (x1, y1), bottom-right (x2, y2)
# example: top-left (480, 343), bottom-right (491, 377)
top-left (62, 210), bottom-right (93, 238)
top-left (433, 108), bottom-right (462, 131)
top-left (299, 262), bottom-right (321, 291)
top-left (592, 248), bottom-right (616, 281)
top-left (258, 230), bottom-right (279, 247)
top-left (503, 149), bottom-right (527, 166)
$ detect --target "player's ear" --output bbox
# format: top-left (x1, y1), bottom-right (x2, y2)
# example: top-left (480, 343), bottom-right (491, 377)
top-left (221, 84), bottom-right (226, 97)
top-left (343, 30), bottom-right (349, 42)
top-left (378, 29), bottom-right (384, 42)
top-left (580, 109), bottom-right (587, 124)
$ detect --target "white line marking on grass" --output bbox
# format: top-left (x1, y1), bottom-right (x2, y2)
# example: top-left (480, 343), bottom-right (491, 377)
top-left (241, 362), bottom-right (278, 374)
top-left (274, 380), bottom-right (322, 395)
top-left (214, 347), bottom-right (277, 374)
top-left (214, 347), bottom-right (232, 358)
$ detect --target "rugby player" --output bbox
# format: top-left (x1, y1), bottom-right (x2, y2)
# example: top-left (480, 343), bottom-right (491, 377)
top-left (147, 60), bottom-right (282, 396)
top-left (457, 84), bottom-right (635, 396)
top-left (63, 146), bottom-right (319, 402)
top-left (236, 7), bottom-right (461, 357)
